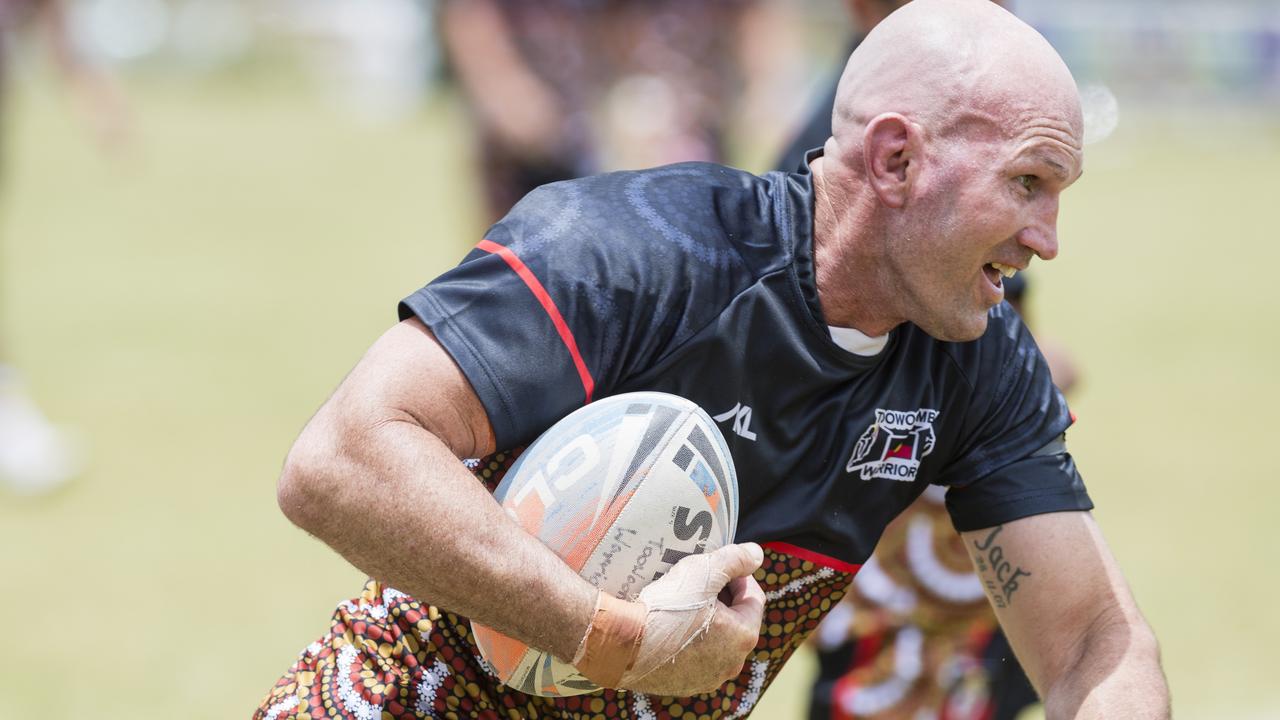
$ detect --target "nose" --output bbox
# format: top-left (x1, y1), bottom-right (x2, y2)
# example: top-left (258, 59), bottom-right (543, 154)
top-left (1018, 195), bottom-right (1060, 261)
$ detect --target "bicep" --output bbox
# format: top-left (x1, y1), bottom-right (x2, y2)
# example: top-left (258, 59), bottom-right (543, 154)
top-left (960, 511), bottom-right (1142, 694)
top-left (316, 317), bottom-right (496, 461)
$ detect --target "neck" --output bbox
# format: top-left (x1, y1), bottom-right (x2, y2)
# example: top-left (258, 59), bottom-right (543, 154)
top-left (810, 155), bottom-right (905, 337)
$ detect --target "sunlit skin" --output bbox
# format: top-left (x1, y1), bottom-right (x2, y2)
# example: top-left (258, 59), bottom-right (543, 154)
top-left (811, 0), bottom-right (1084, 341)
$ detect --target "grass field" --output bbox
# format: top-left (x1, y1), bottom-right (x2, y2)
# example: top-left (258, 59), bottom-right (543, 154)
top-left (0, 73), bottom-right (1277, 719)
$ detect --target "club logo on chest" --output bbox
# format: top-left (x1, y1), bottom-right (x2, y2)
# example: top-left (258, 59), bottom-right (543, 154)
top-left (846, 408), bottom-right (940, 482)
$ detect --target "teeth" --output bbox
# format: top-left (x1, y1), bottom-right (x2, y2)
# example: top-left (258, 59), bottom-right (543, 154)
top-left (990, 262), bottom-right (1017, 278)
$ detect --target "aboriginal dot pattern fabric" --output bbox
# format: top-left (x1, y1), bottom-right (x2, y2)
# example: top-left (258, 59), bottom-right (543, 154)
top-left (810, 489), bottom-right (1035, 720)
top-left (254, 450), bottom-right (855, 720)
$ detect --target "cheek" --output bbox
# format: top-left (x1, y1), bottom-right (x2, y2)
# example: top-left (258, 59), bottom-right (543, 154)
top-left (907, 171), bottom-right (1006, 283)
top-left (926, 196), bottom-right (990, 263)
top-left (950, 187), bottom-right (1020, 250)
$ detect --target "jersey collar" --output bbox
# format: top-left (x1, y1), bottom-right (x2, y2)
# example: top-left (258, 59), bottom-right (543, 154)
top-left (780, 147), bottom-right (898, 371)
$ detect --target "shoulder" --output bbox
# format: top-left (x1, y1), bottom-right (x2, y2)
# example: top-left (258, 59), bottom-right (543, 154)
top-left (491, 162), bottom-right (791, 279)
top-left (923, 302), bottom-right (1073, 474)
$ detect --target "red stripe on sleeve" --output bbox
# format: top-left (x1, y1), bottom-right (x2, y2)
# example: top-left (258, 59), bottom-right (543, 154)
top-left (476, 239), bottom-right (595, 404)
top-left (763, 541), bottom-right (863, 574)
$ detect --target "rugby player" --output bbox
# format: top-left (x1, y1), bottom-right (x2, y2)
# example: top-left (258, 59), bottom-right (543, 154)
top-left (777, 2), bottom-right (1079, 718)
top-left (257, 1), bottom-right (1169, 718)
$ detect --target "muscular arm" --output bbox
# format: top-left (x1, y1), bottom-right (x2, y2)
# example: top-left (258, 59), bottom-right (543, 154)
top-left (277, 318), bottom-right (595, 661)
top-left (961, 512), bottom-right (1170, 719)
top-left (277, 318), bottom-right (764, 694)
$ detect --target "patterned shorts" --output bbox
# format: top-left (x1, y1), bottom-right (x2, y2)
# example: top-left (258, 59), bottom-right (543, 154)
top-left (254, 452), bottom-right (854, 720)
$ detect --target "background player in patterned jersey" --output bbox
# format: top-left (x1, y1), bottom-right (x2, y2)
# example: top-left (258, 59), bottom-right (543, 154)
top-left (256, 2), bottom-right (1169, 718)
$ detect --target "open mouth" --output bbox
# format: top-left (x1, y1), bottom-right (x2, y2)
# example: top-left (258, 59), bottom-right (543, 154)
top-left (983, 262), bottom-right (1018, 289)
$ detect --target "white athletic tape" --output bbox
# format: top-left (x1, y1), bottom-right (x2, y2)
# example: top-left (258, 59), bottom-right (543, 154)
top-left (623, 551), bottom-right (726, 682)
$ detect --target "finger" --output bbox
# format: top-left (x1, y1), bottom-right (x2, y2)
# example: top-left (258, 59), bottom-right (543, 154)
top-left (722, 576), bottom-right (765, 625)
top-left (720, 575), bottom-right (748, 607)
top-left (724, 574), bottom-right (762, 607)
top-left (707, 542), bottom-right (765, 584)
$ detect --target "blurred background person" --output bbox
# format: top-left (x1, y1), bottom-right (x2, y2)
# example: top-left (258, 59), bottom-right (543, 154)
top-left (0, 0), bottom-right (127, 494)
top-left (271, 0), bottom-right (436, 125)
top-left (438, 0), bottom-right (801, 222)
top-left (774, 0), bottom-right (887, 174)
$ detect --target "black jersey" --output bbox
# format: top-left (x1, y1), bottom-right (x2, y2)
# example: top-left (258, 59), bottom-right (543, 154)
top-left (401, 156), bottom-right (1091, 568)
top-left (253, 157), bottom-right (1093, 720)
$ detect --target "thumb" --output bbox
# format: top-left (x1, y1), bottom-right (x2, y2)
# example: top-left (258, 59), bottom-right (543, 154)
top-left (708, 542), bottom-right (765, 583)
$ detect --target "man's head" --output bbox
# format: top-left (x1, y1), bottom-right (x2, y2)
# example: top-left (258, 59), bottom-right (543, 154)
top-left (817, 0), bottom-right (1083, 341)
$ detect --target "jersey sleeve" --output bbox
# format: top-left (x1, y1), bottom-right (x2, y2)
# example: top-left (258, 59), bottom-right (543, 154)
top-left (935, 306), bottom-right (1093, 532)
top-left (398, 172), bottom-right (754, 450)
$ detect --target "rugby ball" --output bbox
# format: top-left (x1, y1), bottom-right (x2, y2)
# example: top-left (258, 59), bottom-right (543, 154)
top-left (471, 392), bottom-right (739, 697)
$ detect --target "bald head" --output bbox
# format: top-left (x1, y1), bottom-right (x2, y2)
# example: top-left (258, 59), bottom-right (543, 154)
top-left (810, 0), bottom-right (1087, 342)
top-left (833, 0), bottom-right (1081, 151)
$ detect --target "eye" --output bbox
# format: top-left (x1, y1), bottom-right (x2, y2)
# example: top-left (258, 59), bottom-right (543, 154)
top-left (1016, 175), bottom-right (1038, 194)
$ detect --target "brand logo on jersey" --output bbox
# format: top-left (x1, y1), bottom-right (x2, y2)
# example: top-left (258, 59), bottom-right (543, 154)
top-left (846, 408), bottom-right (939, 482)
top-left (712, 402), bottom-right (758, 441)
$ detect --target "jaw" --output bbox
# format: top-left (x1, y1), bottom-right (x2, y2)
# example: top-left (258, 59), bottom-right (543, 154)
top-left (910, 276), bottom-right (995, 342)
top-left (868, 240), bottom-right (997, 342)
top-left (920, 311), bottom-right (990, 342)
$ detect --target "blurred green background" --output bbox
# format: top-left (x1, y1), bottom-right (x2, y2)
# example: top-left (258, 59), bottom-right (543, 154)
top-left (1, 4), bottom-right (1279, 719)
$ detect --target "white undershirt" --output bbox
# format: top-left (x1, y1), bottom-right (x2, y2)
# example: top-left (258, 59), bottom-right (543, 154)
top-left (828, 325), bottom-right (890, 357)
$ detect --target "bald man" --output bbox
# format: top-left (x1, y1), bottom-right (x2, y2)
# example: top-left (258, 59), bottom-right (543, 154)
top-left (774, 3), bottom-right (1064, 718)
top-left (256, 1), bottom-right (1169, 718)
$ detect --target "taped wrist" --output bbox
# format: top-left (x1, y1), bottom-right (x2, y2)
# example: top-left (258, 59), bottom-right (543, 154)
top-left (572, 591), bottom-right (646, 688)
top-left (622, 559), bottom-right (720, 683)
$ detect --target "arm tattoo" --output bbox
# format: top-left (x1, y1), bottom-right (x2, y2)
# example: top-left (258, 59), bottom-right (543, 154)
top-left (971, 525), bottom-right (1032, 609)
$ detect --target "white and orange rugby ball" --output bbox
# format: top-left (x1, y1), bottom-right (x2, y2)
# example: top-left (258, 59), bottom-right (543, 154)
top-left (471, 392), bottom-right (739, 697)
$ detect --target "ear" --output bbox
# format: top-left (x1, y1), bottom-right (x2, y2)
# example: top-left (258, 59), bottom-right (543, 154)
top-left (862, 113), bottom-right (916, 209)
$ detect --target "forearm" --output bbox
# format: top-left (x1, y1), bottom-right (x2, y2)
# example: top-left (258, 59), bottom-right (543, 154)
top-left (1043, 615), bottom-right (1169, 720)
top-left (962, 514), bottom-right (1170, 719)
top-left (278, 410), bottom-right (595, 662)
